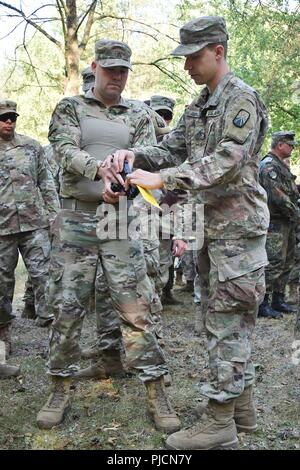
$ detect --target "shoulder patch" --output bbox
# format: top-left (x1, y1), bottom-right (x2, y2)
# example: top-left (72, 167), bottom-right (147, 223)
top-left (233, 109), bottom-right (250, 128)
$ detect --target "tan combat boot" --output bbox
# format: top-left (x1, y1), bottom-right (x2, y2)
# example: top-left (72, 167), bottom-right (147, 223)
top-left (180, 280), bottom-right (194, 293)
top-left (145, 377), bottom-right (181, 433)
top-left (175, 271), bottom-right (185, 286)
top-left (166, 399), bottom-right (238, 450)
top-left (35, 316), bottom-right (54, 328)
top-left (194, 303), bottom-right (205, 336)
top-left (0, 325), bottom-right (12, 357)
top-left (36, 376), bottom-right (71, 429)
top-left (21, 301), bottom-right (36, 319)
top-left (0, 363), bottom-right (21, 378)
top-left (81, 343), bottom-right (99, 360)
top-left (285, 283), bottom-right (299, 306)
top-left (234, 386), bottom-right (257, 433)
top-left (75, 350), bottom-right (125, 379)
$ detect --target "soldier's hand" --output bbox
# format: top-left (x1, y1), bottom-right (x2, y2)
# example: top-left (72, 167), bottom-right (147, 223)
top-left (103, 150), bottom-right (135, 173)
top-left (98, 166), bottom-right (126, 204)
top-left (172, 239), bottom-right (187, 257)
top-left (126, 169), bottom-right (164, 190)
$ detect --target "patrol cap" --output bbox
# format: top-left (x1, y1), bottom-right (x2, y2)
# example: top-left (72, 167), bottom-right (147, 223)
top-left (81, 66), bottom-right (95, 92)
top-left (0, 99), bottom-right (19, 117)
top-left (81, 66), bottom-right (94, 80)
top-left (171, 16), bottom-right (229, 57)
top-left (95, 39), bottom-right (132, 70)
top-left (150, 95), bottom-right (175, 115)
top-left (271, 131), bottom-right (297, 146)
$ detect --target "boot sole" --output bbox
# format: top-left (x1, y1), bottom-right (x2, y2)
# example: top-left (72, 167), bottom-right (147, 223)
top-left (166, 437), bottom-right (239, 450)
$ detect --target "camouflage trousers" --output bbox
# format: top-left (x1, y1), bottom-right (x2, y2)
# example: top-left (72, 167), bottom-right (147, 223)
top-left (265, 221), bottom-right (296, 294)
top-left (94, 237), bottom-right (164, 353)
top-left (158, 238), bottom-right (173, 292)
top-left (23, 278), bottom-right (34, 305)
top-left (176, 248), bottom-right (197, 282)
top-left (48, 209), bottom-right (167, 382)
top-left (196, 236), bottom-right (267, 402)
top-left (0, 228), bottom-right (51, 326)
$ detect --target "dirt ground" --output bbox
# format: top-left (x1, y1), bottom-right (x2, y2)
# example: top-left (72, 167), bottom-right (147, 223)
top-left (0, 259), bottom-right (299, 450)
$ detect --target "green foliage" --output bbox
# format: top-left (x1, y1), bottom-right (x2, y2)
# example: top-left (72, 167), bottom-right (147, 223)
top-left (0, 0), bottom-right (299, 163)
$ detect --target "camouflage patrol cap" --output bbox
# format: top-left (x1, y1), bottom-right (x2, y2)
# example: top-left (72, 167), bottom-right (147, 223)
top-left (81, 66), bottom-right (95, 92)
top-left (272, 131), bottom-right (297, 146)
top-left (0, 99), bottom-right (19, 117)
top-left (171, 16), bottom-right (229, 56)
top-left (95, 39), bottom-right (132, 70)
top-left (150, 95), bottom-right (175, 115)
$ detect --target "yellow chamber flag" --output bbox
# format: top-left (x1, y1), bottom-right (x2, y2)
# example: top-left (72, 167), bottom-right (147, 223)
top-left (137, 185), bottom-right (161, 210)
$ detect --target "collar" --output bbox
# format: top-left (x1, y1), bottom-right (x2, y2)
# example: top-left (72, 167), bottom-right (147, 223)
top-left (84, 88), bottom-right (130, 109)
top-left (196, 72), bottom-right (234, 111)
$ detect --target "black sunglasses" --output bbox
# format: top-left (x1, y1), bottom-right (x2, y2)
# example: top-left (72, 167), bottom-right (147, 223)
top-left (0, 113), bottom-right (18, 123)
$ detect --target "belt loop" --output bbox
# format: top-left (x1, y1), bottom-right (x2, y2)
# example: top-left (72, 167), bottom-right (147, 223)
top-left (72, 199), bottom-right (76, 210)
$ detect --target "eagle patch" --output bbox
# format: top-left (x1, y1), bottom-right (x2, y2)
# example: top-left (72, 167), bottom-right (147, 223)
top-left (233, 109), bottom-right (250, 128)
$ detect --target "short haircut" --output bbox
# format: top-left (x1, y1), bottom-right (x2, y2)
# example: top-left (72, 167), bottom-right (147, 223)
top-left (207, 41), bottom-right (228, 58)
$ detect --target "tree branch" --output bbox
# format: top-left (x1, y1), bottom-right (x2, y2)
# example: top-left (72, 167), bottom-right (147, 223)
top-left (0, 1), bottom-right (62, 48)
top-left (77, 0), bottom-right (97, 49)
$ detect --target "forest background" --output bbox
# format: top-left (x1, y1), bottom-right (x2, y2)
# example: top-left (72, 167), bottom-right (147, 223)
top-left (0, 0), bottom-right (299, 167)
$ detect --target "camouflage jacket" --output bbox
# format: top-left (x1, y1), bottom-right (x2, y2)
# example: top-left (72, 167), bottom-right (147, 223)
top-left (133, 72), bottom-right (269, 239)
top-left (43, 144), bottom-right (60, 192)
top-left (0, 133), bottom-right (60, 235)
top-left (259, 152), bottom-right (300, 223)
top-left (48, 90), bottom-right (156, 201)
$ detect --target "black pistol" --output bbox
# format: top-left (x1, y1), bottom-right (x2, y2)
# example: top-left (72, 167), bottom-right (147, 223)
top-left (111, 160), bottom-right (139, 200)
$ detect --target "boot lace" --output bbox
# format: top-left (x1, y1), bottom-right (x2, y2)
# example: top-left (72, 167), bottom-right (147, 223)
top-left (155, 382), bottom-right (174, 414)
top-left (48, 383), bottom-right (67, 408)
top-left (186, 409), bottom-right (213, 436)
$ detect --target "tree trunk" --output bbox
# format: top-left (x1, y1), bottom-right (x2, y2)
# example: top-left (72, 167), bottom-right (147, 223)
top-left (64, 0), bottom-right (80, 95)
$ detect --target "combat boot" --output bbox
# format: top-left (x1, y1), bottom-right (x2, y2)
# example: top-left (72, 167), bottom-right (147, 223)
top-left (0, 363), bottom-right (21, 378)
top-left (36, 376), bottom-right (71, 429)
top-left (234, 386), bottom-right (257, 433)
top-left (258, 295), bottom-right (282, 319)
top-left (166, 399), bottom-right (238, 450)
top-left (164, 372), bottom-right (173, 387)
top-left (0, 325), bottom-right (12, 357)
top-left (35, 315), bottom-right (54, 328)
top-left (21, 301), bottom-right (36, 319)
top-left (194, 303), bottom-right (205, 336)
top-left (80, 343), bottom-right (99, 360)
top-left (285, 283), bottom-right (299, 305)
top-left (145, 377), bottom-right (181, 433)
top-left (75, 350), bottom-right (125, 379)
top-left (272, 292), bottom-right (297, 314)
top-left (175, 271), bottom-right (185, 287)
top-left (161, 290), bottom-right (182, 306)
top-left (180, 280), bottom-right (194, 293)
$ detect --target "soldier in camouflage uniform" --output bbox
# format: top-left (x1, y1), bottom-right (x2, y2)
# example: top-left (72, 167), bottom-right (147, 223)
top-left (149, 95), bottom-right (186, 305)
top-left (103, 17), bottom-right (269, 450)
top-left (259, 131), bottom-right (299, 318)
top-left (36, 39), bottom-right (180, 434)
top-left (0, 99), bottom-right (59, 359)
top-left (22, 143), bottom-right (60, 319)
top-left (81, 66), bottom-right (95, 93)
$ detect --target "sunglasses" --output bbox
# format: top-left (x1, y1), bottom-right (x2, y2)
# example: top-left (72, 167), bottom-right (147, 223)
top-left (0, 113), bottom-right (18, 123)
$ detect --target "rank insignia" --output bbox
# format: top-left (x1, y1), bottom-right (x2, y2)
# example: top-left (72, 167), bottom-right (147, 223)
top-left (269, 170), bottom-right (277, 179)
top-left (233, 109), bottom-right (250, 128)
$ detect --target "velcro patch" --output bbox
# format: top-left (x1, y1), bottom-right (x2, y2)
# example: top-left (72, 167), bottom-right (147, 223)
top-left (233, 109), bottom-right (250, 128)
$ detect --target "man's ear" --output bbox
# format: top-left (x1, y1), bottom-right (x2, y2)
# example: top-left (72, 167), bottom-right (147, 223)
top-left (215, 44), bottom-right (225, 60)
top-left (91, 61), bottom-right (97, 73)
